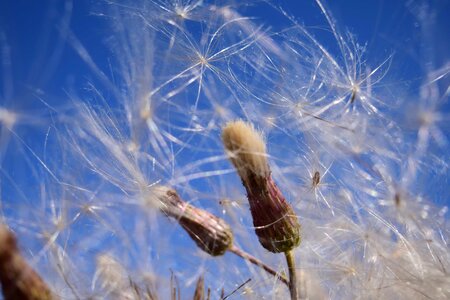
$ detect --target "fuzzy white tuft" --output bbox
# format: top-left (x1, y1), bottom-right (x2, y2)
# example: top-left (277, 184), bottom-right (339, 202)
top-left (222, 120), bottom-right (270, 181)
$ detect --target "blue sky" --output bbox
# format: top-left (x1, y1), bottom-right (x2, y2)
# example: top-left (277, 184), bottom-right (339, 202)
top-left (1, 0), bottom-right (448, 104)
top-left (0, 1), bottom-right (449, 298)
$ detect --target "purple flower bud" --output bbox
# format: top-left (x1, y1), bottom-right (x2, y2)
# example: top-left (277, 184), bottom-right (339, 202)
top-left (222, 121), bottom-right (301, 253)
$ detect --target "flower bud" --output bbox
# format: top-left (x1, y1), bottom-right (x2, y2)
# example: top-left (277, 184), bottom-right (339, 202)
top-left (222, 120), bottom-right (301, 253)
top-left (0, 225), bottom-right (53, 300)
top-left (153, 186), bottom-right (233, 256)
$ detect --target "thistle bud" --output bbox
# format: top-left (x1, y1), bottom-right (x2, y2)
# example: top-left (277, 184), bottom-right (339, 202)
top-left (153, 186), bottom-right (233, 256)
top-left (0, 225), bottom-right (53, 300)
top-left (222, 120), bottom-right (301, 253)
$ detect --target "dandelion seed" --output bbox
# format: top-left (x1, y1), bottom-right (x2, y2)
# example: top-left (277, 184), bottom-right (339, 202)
top-left (394, 192), bottom-right (401, 208)
top-left (349, 84), bottom-right (359, 104)
top-left (312, 171), bottom-right (321, 188)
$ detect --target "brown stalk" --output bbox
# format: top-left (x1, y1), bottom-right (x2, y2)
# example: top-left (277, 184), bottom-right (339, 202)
top-left (193, 276), bottom-right (204, 300)
top-left (0, 225), bottom-right (54, 300)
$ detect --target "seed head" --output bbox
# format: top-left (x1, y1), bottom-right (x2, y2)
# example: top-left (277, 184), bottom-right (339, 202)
top-left (312, 171), bottom-right (321, 188)
top-left (153, 186), bottom-right (233, 256)
top-left (222, 121), bottom-right (301, 253)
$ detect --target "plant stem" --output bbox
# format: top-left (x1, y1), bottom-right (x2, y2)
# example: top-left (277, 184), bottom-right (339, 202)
top-left (0, 225), bottom-right (53, 300)
top-left (285, 250), bottom-right (298, 300)
top-left (228, 245), bottom-right (288, 286)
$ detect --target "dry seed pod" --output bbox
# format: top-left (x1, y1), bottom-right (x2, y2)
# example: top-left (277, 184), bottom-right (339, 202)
top-left (153, 186), bottom-right (233, 256)
top-left (0, 225), bottom-right (53, 300)
top-left (222, 120), bottom-right (301, 253)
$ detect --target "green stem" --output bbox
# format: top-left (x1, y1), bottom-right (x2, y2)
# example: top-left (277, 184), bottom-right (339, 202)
top-left (285, 250), bottom-right (298, 300)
